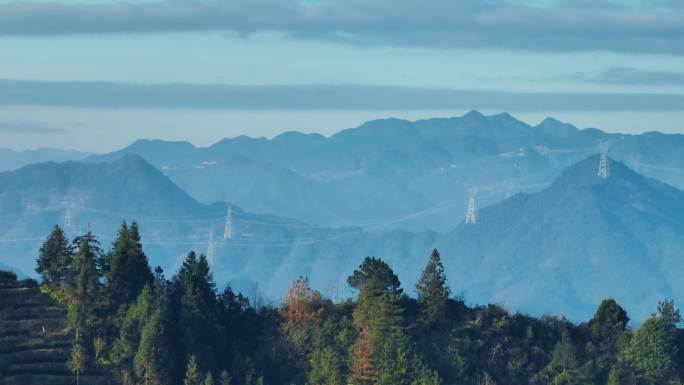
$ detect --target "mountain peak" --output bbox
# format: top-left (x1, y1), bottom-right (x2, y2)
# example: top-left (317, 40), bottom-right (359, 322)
top-left (550, 154), bottom-right (635, 189)
top-left (463, 110), bottom-right (485, 119)
top-left (534, 117), bottom-right (580, 137)
top-left (539, 117), bottom-right (562, 125)
top-left (126, 139), bottom-right (196, 151)
top-left (114, 153), bottom-right (156, 169)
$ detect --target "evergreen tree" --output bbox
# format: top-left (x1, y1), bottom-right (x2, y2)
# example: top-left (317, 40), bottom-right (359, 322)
top-left (347, 257), bottom-right (402, 296)
top-left (416, 249), bottom-right (450, 323)
top-left (69, 231), bottom-right (103, 335)
top-left (349, 261), bottom-right (424, 385)
top-left (589, 298), bottom-right (629, 346)
top-left (173, 252), bottom-right (220, 374)
top-left (35, 225), bottom-right (73, 287)
top-left (104, 221), bottom-right (153, 313)
top-left (184, 355), bottom-right (202, 385)
top-left (110, 287), bottom-right (148, 376)
top-left (589, 298), bottom-right (629, 383)
top-left (309, 346), bottom-right (344, 385)
top-left (134, 306), bottom-right (171, 385)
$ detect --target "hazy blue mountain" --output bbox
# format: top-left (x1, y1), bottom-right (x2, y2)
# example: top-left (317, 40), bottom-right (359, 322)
top-left (0, 147), bottom-right (89, 172)
top-left (1, 154), bottom-right (683, 322)
top-left (435, 155), bottom-right (684, 321)
top-left (86, 111), bottom-right (684, 232)
top-left (0, 156), bottom-right (435, 301)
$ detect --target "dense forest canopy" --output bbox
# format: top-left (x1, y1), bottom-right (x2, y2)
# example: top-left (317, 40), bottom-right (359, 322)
top-left (22, 223), bottom-right (684, 385)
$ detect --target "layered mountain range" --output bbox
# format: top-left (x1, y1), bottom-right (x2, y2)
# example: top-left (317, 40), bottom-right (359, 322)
top-left (85, 111), bottom-right (684, 231)
top-left (1, 112), bottom-right (683, 321)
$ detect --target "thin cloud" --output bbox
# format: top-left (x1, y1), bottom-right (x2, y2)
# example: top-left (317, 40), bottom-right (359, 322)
top-left (1, 79), bottom-right (684, 111)
top-left (583, 67), bottom-right (684, 85)
top-left (0, 120), bottom-right (67, 134)
top-left (0, 0), bottom-right (682, 54)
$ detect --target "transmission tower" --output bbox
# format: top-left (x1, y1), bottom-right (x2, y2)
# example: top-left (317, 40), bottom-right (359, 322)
top-left (207, 227), bottom-right (215, 266)
top-left (223, 206), bottom-right (233, 240)
top-left (63, 206), bottom-right (73, 228)
top-left (61, 198), bottom-right (74, 230)
top-left (598, 143), bottom-right (609, 179)
top-left (465, 189), bottom-right (477, 225)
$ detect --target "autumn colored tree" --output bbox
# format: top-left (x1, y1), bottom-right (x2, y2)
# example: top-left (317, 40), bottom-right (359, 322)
top-left (281, 276), bottom-right (321, 325)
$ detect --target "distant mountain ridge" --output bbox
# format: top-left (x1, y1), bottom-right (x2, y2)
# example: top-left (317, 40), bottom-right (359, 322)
top-left (86, 111), bottom-right (684, 232)
top-left (0, 147), bottom-right (89, 172)
top-left (1, 154), bottom-right (683, 322)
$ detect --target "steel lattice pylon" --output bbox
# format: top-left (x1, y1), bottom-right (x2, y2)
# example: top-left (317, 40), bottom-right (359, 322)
top-left (466, 189), bottom-right (477, 225)
top-left (223, 206), bottom-right (233, 240)
top-left (598, 143), bottom-right (609, 179)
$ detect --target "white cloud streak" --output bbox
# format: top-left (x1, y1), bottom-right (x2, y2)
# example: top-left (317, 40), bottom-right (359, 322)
top-left (0, 0), bottom-right (682, 54)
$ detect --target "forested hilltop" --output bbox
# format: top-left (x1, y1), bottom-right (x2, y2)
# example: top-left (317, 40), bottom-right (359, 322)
top-left (5, 223), bottom-right (684, 385)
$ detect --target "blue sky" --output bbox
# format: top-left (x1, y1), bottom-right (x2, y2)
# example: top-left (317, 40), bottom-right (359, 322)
top-left (1, 0), bottom-right (683, 151)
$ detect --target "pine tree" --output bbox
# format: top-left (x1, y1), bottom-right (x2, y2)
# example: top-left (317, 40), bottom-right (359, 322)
top-left (184, 356), bottom-right (202, 385)
top-left (416, 249), bottom-right (450, 324)
top-left (373, 293), bottom-right (411, 385)
top-left (350, 329), bottom-right (376, 385)
top-left (104, 221), bottom-right (153, 313)
top-left (349, 262), bottom-right (414, 385)
top-left (69, 231), bottom-right (103, 335)
top-left (134, 306), bottom-right (170, 385)
top-left (111, 287), bottom-right (148, 374)
top-left (309, 345), bottom-right (344, 385)
top-left (35, 225), bottom-right (73, 287)
top-left (347, 257), bottom-right (402, 296)
top-left (173, 252), bottom-right (219, 374)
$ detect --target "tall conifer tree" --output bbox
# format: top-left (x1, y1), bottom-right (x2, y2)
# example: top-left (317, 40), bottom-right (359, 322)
top-left (416, 249), bottom-right (450, 324)
top-left (105, 221), bottom-right (153, 313)
top-left (70, 231), bottom-right (103, 334)
top-left (36, 225), bottom-right (73, 287)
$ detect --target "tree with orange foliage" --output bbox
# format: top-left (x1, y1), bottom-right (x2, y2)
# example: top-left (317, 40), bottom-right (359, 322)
top-left (349, 329), bottom-right (376, 385)
top-left (280, 276), bottom-right (323, 382)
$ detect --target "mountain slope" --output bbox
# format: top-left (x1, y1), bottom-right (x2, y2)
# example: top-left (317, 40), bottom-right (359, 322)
top-left (0, 273), bottom-right (107, 385)
top-left (0, 156), bottom-right (436, 300)
top-left (436, 155), bottom-right (684, 321)
top-left (2, 155), bottom-right (684, 322)
top-left (85, 111), bottom-right (684, 232)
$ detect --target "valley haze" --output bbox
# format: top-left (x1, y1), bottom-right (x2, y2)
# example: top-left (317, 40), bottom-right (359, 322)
top-left (2, 2), bottom-right (684, 384)
top-left (1, 111), bottom-right (683, 323)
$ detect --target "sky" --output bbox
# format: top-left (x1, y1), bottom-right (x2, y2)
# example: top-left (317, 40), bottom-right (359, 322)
top-left (0, 0), bottom-right (683, 151)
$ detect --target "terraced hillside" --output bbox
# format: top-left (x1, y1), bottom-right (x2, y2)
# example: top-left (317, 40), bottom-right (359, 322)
top-left (0, 271), bottom-right (106, 385)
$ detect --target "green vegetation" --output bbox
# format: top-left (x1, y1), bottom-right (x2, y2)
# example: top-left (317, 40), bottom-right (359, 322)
top-left (3, 226), bottom-right (684, 385)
